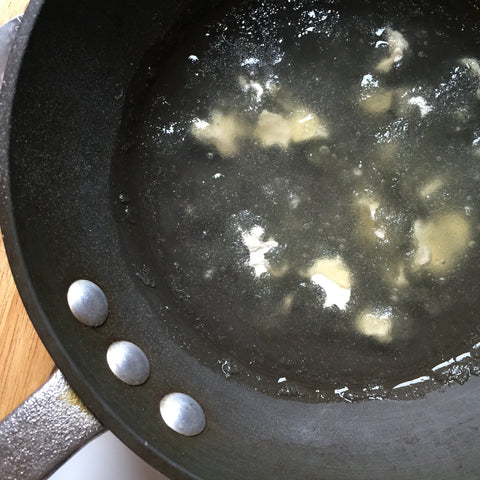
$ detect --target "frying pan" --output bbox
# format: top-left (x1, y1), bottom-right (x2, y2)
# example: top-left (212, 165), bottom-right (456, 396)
top-left (2, 0), bottom-right (480, 478)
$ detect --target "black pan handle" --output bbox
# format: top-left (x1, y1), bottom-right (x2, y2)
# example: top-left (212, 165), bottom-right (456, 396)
top-left (0, 370), bottom-right (105, 480)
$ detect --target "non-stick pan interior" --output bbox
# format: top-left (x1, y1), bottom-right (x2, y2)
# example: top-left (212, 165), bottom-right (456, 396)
top-left (113, 0), bottom-right (480, 402)
top-left (3, 0), bottom-right (480, 478)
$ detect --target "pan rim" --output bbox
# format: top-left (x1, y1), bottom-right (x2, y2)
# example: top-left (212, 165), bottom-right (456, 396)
top-left (2, 1), bottom-right (480, 479)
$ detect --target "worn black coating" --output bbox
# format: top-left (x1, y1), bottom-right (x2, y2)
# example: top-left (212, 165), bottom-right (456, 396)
top-left (2, 0), bottom-right (480, 479)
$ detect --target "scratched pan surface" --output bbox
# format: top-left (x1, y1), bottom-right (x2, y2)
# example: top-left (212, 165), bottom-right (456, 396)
top-left (2, 0), bottom-right (480, 478)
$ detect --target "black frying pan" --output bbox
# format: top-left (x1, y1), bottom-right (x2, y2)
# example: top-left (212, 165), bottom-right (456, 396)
top-left (2, 0), bottom-right (480, 478)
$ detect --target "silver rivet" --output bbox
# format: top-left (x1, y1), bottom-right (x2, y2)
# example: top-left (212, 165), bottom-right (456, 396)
top-left (67, 279), bottom-right (108, 327)
top-left (106, 341), bottom-right (150, 385)
top-left (160, 392), bottom-right (206, 436)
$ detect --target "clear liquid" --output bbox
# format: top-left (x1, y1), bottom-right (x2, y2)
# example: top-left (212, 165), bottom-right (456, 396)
top-left (114, 0), bottom-right (480, 401)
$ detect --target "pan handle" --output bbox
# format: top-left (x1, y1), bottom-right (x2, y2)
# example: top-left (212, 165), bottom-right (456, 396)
top-left (0, 370), bottom-right (105, 480)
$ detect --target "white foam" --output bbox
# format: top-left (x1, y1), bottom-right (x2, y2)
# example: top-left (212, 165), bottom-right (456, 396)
top-left (192, 118), bottom-right (209, 130)
top-left (361, 74), bottom-right (379, 88)
top-left (408, 96), bottom-right (433, 116)
top-left (241, 57), bottom-right (260, 66)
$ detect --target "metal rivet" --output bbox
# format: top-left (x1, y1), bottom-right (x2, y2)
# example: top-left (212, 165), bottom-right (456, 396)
top-left (67, 280), bottom-right (108, 327)
top-left (160, 392), bottom-right (206, 436)
top-left (106, 341), bottom-right (150, 386)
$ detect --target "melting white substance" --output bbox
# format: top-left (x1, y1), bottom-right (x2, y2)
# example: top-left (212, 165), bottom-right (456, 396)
top-left (361, 73), bottom-right (379, 88)
top-left (356, 307), bottom-right (393, 343)
top-left (357, 196), bottom-right (379, 220)
top-left (241, 225), bottom-right (278, 276)
top-left (412, 212), bottom-right (471, 274)
top-left (192, 118), bottom-right (209, 130)
top-left (419, 178), bottom-right (444, 198)
top-left (191, 88), bottom-right (327, 154)
top-left (311, 274), bottom-right (351, 309)
top-left (376, 28), bottom-right (409, 73)
top-left (360, 89), bottom-right (394, 114)
top-left (191, 111), bottom-right (246, 157)
top-left (279, 293), bottom-right (295, 315)
top-left (460, 57), bottom-right (480, 77)
top-left (289, 110), bottom-right (329, 142)
top-left (303, 257), bottom-right (352, 309)
top-left (255, 109), bottom-right (329, 147)
top-left (255, 111), bottom-right (291, 147)
top-left (355, 194), bottom-right (390, 245)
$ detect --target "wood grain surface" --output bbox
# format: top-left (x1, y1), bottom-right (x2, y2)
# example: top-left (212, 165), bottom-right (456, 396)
top-left (0, 0), bottom-right (28, 24)
top-left (0, 0), bottom-right (55, 422)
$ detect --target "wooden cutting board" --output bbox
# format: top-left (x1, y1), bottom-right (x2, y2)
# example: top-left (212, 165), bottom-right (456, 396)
top-left (0, 0), bottom-right (55, 422)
